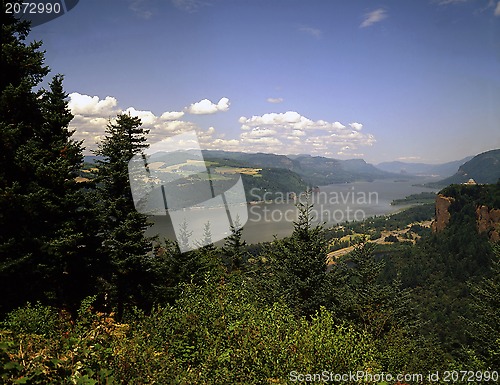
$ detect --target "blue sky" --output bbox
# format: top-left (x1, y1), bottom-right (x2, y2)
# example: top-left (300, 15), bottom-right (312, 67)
top-left (29, 0), bottom-right (500, 163)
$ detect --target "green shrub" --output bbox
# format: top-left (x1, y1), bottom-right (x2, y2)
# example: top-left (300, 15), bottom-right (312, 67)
top-left (2, 302), bottom-right (61, 337)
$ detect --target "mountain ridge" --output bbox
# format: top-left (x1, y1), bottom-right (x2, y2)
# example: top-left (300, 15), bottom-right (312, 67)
top-left (377, 156), bottom-right (473, 177)
top-left (430, 149), bottom-right (500, 186)
top-left (85, 149), bottom-right (499, 187)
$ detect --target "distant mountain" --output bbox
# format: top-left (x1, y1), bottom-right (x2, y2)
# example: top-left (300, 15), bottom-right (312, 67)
top-left (431, 149), bottom-right (500, 186)
top-left (292, 156), bottom-right (400, 185)
top-left (203, 150), bottom-right (298, 170)
top-left (203, 150), bottom-right (400, 185)
top-left (83, 155), bottom-right (104, 164)
top-left (377, 156), bottom-right (473, 177)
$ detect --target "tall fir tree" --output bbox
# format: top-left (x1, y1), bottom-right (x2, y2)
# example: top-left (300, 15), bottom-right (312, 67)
top-left (265, 199), bottom-right (329, 317)
top-left (94, 114), bottom-right (156, 318)
top-left (467, 244), bottom-right (500, 368)
top-left (222, 221), bottom-right (247, 273)
top-left (0, 6), bottom-right (86, 314)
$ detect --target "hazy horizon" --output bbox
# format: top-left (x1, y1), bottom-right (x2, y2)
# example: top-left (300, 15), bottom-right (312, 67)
top-left (30, 0), bottom-right (500, 164)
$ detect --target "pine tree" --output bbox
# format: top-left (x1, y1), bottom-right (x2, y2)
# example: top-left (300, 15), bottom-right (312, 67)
top-left (266, 199), bottom-right (329, 317)
top-left (222, 220), bottom-right (247, 272)
top-left (94, 114), bottom-right (156, 318)
top-left (0, 7), bottom-right (86, 314)
top-left (327, 241), bottom-right (413, 339)
top-left (467, 244), bottom-right (500, 368)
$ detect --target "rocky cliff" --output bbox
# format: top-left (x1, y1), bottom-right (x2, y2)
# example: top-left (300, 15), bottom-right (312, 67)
top-left (432, 194), bottom-right (500, 242)
top-left (431, 194), bottom-right (454, 233)
top-left (476, 205), bottom-right (500, 242)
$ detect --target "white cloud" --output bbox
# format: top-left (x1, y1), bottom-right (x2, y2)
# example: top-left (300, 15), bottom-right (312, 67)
top-left (68, 93), bottom-right (118, 116)
top-left (240, 134), bottom-right (283, 146)
top-left (185, 97), bottom-right (230, 114)
top-left (495, 1), bottom-right (500, 15)
top-left (68, 93), bottom-right (223, 152)
top-left (397, 156), bottom-right (422, 161)
top-left (360, 9), bottom-right (387, 28)
top-left (243, 128), bottom-right (278, 138)
top-left (124, 107), bottom-right (157, 125)
top-left (266, 97), bottom-right (284, 104)
top-left (237, 111), bottom-right (375, 155)
top-left (298, 26), bottom-right (322, 39)
top-left (239, 111), bottom-right (347, 132)
top-left (349, 122), bottom-right (363, 131)
top-left (67, 93), bottom-right (376, 158)
top-left (160, 111), bottom-right (185, 120)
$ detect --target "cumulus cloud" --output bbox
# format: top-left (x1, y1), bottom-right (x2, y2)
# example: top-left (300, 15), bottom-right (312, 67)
top-left (237, 110), bottom-right (375, 155)
top-left (266, 97), bottom-right (284, 104)
top-left (239, 111), bottom-right (346, 131)
top-left (68, 93), bottom-right (214, 151)
top-left (67, 93), bottom-right (375, 159)
top-left (160, 111), bottom-right (185, 120)
top-left (349, 122), bottom-right (363, 131)
top-left (360, 8), bottom-right (387, 28)
top-left (495, 1), bottom-right (500, 15)
top-left (185, 97), bottom-right (230, 114)
top-left (68, 93), bottom-right (118, 116)
top-left (123, 107), bottom-right (157, 125)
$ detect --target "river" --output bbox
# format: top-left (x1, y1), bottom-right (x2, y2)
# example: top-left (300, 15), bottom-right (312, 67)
top-left (146, 179), bottom-right (437, 245)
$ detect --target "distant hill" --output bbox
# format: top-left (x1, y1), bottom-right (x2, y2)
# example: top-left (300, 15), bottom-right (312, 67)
top-left (430, 149), bottom-right (500, 186)
top-left (203, 150), bottom-right (298, 170)
top-left (377, 156), bottom-right (473, 177)
top-left (292, 155), bottom-right (400, 185)
top-left (203, 150), bottom-right (400, 185)
top-left (83, 155), bottom-right (104, 164)
top-left (90, 149), bottom-right (410, 189)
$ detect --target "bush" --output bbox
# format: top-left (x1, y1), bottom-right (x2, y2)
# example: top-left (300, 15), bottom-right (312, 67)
top-left (1, 302), bottom-right (61, 337)
top-left (0, 278), bottom-right (381, 384)
top-left (384, 235), bottom-right (399, 243)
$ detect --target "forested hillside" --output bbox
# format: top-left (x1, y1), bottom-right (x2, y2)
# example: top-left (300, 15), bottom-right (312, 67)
top-left (1, 5), bottom-right (499, 384)
top-left (430, 149), bottom-right (500, 187)
top-left (202, 150), bottom-right (400, 185)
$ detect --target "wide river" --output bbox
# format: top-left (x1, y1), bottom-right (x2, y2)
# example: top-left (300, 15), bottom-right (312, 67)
top-left (147, 179), bottom-right (437, 245)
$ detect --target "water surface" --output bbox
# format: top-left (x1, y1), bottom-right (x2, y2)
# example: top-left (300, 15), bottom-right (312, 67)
top-left (147, 179), bottom-right (437, 245)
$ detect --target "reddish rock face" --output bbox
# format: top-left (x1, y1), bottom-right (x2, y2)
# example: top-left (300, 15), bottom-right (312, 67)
top-left (431, 194), bottom-right (500, 242)
top-left (431, 194), bottom-right (454, 233)
top-left (476, 205), bottom-right (500, 242)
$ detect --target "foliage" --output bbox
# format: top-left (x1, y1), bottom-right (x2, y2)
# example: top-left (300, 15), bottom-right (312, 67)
top-left (434, 149), bottom-right (500, 186)
top-left (390, 191), bottom-right (436, 205)
top-left (383, 234), bottom-right (399, 243)
top-left (264, 199), bottom-right (329, 317)
top-left (222, 223), bottom-right (247, 272)
top-left (93, 114), bottom-right (159, 318)
top-left (466, 245), bottom-right (500, 368)
top-left (242, 168), bottom-right (307, 200)
top-left (0, 281), bottom-right (378, 384)
top-left (441, 182), bottom-right (500, 210)
top-left (0, 7), bottom-right (87, 315)
top-left (1, 3), bottom-right (499, 380)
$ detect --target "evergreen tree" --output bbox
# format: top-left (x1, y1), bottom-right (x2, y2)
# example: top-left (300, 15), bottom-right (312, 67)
top-left (94, 114), bottom-right (156, 317)
top-left (222, 220), bottom-right (246, 272)
top-left (328, 242), bottom-right (411, 338)
top-left (467, 244), bottom-right (500, 368)
top-left (157, 220), bottom-right (224, 305)
top-left (265, 199), bottom-right (328, 317)
top-left (0, 7), bottom-right (85, 314)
